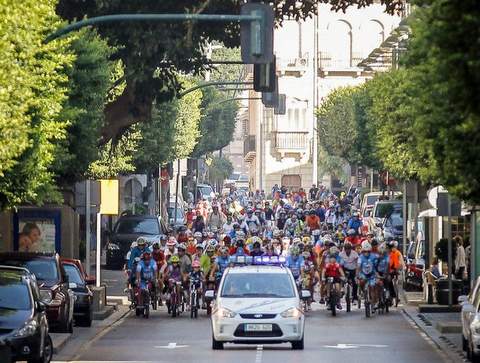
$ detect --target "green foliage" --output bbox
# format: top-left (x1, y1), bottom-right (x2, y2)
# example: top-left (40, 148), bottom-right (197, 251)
top-left (208, 156), bottom-right (234, 185)
top-left (192, 87), bottom-right (238, 158)
top-left (54, 29), bottom-right (114, 185)
top-left (88, 129), bottom-right (140, 179)
top-left (135, 79), bottom-right (202, 172)
top-left (0, 0), bottom-right (74, 209)
top-left (210, 46), bottom-right (243, 84)
top-left (317, 145), bottom-right (348, 185)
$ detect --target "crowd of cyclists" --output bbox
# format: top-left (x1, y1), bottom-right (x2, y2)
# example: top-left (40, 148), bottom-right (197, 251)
top-left (125, 183), bottom-right (404, 317)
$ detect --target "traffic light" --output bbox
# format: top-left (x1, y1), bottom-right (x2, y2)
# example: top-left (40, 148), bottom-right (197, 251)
top-left (261, 73), bottom-right (278, 108)
top-left (254, 56), bottom-right (276, 93)
top-left (240, 3), bottom-right (274, 64)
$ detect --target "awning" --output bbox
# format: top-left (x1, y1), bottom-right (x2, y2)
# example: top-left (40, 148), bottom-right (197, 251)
top-left (418, 208), bottom-right (471, 218)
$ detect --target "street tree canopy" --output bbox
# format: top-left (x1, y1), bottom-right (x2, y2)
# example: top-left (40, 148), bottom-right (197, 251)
top-left (55, 0), bottom-right (404, 143)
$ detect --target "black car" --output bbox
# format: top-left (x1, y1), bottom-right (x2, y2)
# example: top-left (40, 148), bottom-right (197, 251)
top-left (106, 214), bottom-right (168, 269)
top-left (60, 260), bottom-right (93, 327)
top-left (0, 265), bottom-right (53, 363)
top-left (0, 253), bottom-right (75, 333)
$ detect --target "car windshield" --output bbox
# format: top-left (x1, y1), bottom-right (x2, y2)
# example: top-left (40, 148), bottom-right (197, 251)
top-left (63, 264), bottom-right (84, 285)
top-left (228, 173), bottom-right (240, 181)
top-left (389, 211), bottom-right (403, 227)
top-left (238, 175), bottom-right (249, 182)
top-left (374, 203), bottom-right (400, 218)
top-left (115, 219), bottom-right (159, 235)
top-left (0, 272), bottom-right (31, 310)
top-left (366, 195), bottom-right (379, 205)
top-left (17, 260), bottom-right (59, 282)
top-left (221, 273), bottom-right (295, 298)
top-left (199, 186), bottom-right (213, 197)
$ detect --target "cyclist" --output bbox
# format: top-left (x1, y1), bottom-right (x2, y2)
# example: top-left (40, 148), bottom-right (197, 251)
top-left (387, 240), bottom-right (403, 306)
top-left (339, 241), bottom-right (359, 301)
top-left (321, 251), bottom-right (345, 310)
top-left (209, 247), bottom-right (230, 288)
top-left (285, 246), bottom-right (305, 290)
top-left (357, 241), bottom-right (379, 311)
top-left (136, 251), bottom-right (157, 308)
top-left (375, 243), bottom-right (390, 306)
top-left (189, 260), bottom-right (203, 309)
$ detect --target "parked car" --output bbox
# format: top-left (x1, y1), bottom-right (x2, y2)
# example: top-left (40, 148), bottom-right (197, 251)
top-left (404, 240), bottom-right (425, 291)
top-left (234, 175), bottom-right (249, 191)
top-left (460, 277), bottom-right (480, 361)
top-left (196, 183), bottom-right (215, 202)
top-left (106, 214), bottom-right (169, 269)
top-left (382, 204), bottom-right (404, 242)
top-left (60, 258), bottom-right (95, 285)
top-left (61, 259), bottom-right (93, 327)
top-left (369, 200), bottom-right (402, 236)
top-left (167, 201), bottom-right (186, 231)
top-left (360, 191), bottom-right (401, 217)
top-left (0, 265), bottom-right (53, 363)
top-left (0, 252), bottom-right (75, 333)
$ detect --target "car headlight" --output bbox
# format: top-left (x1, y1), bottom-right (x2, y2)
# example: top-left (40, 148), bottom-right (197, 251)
top-left (472, 322), bottom-right (480, 335)
top-left (40, 289), bottom-right (53, 303)
top-left (214, 307), bottom-right (236, 318)
top-left (108, 243), bottom-right (120, 250)
top-left (14, 319), bottom-right (38, 337)
top-left (280, 307), bottom-right (302, 318)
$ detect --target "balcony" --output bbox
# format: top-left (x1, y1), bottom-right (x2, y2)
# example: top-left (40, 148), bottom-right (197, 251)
top-left (273, 131), bottom-right (309, 156)
top-left (278, 54), bottom-right (309, 76)
top-left (243, 135), bottom-right (256, 162)
top-left (318, 52), bottom-right (364, 73)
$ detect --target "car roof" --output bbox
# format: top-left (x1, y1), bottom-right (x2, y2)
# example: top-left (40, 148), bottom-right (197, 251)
top-left (226, 265), bottom-right (288, 274)
top-left (0, 252), bottom-right (57, 260)
top-left (118, 214), bottom-right (157, 220)
top-left (0, 264), bottom-right (33, 274)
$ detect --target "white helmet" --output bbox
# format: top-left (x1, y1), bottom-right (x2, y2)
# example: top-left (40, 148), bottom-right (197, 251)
top-left (313, 229), bottom-right (321, 236)
top-left (361, 241), bottom-right (372, 252)
top-left (193, 232), bottom-right (202, 238)
top-left (130, 241), bottom-right (138, 249)
top-left (208, 239), bottom-right (218, 248)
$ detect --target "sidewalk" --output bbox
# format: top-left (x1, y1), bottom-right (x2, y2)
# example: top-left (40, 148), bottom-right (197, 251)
top-left (53, 304), bottom-right (131, 361)
top-left (402, 291), bottom-right (466, 363)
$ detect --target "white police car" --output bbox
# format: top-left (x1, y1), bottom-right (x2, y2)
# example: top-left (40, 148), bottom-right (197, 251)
top-left (206, 257), bottom-right (309, 350)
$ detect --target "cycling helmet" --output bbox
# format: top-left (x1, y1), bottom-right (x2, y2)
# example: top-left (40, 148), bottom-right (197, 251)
top-left (206, 245), bottom-right (215, 253)
top-left (170, 255), bottom-right (180, 263)
top-left (344, 241), bottom-right (352, 249)
top-left (219, 247), bottom-right (229, 255)
top-left (302, 251), bottom-right (310, 259)
top-left (177, 243), bottom-right (186, 250)
top-left (292, 237), bottom-right (301, 245)
top-left (193, 232), bottom-right (202, 239)
top-left (250, 228), bottom-right (259, 235)
top-left (152, 242), bottom-right (160, 249)
top-left (361, 241), bottom-right (372, 252)
top-left (196, 243), bottom-right (204, 250)
top-left (282, 237), bottom-right (291, 246)
top-left (302, 236), bottom-right (311, 244)
top-left (388, 240), bottom-right (399, 248)
top-left (167, 237), bottom-right (177, 247)
top-left (160, 235), bottom-right (167, 241)
top-left (208, 239), bottom-right (218, 248)
top-left (192, 260), bottom-right (201, 268)
top-left (313, 229), bottom-right (321, 236)
top-left (236, 231), bottom-right (246, 241)
top-left (136, 237), bottom-right (147, 246)
top-left (130, 241), bottom-right (138, 249)
top-left (290, 246), bottom-right (300, 256)
top-left (272, 228), bottom-right (281, 238)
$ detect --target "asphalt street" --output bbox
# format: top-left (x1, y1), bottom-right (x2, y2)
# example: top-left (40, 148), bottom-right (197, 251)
top-left (53, 302), bottom-right (447, 363)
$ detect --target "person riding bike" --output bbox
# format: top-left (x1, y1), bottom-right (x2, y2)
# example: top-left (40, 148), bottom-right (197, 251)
top-left (357, 241), bottom-right (379, 311)
top-left (165, 255), bottom-right (183, 312)
top-left (339, 241), bottom-right (359, 301)
top-left (136, 251), bottom-right (157, 307)
top-left (209, 247), bottom-right (230, 288)
top-left (189, 260), bottom-right (203, 309)
top-left (285, 246), bottom-right (305, 290)
top-left (322, 252), bottom-right (345, 310)
top-left (387, 240), bottom-right (403, 306)
top-left (375, 243), bottom-right (390, 305)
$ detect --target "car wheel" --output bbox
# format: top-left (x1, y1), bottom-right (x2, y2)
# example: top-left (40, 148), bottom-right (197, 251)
top-left (28, 334), bottom-right (53, 363)
top-left (462, 335), bottom-right (468, 351)
top-left (212, 335), bottom-right (224, 350)
top-left (473, 350), bottom-right (480, 363)
top-left (291, 336), bottom-right (304, 350)
top-left (78, 309), bottom-right (93, 327)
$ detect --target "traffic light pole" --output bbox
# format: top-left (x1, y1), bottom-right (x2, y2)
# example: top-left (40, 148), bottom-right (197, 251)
top-left (45, 13), bottom-right (263, 43)
top-left (178, 81), bottom-right (253, 98)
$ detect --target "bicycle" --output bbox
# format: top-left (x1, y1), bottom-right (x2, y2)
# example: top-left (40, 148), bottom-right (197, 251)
top-left (190, 279), bottom-right (202, 319)
top-left (391, 271), bottom-right (400, 307)
top-left (358, 282), bottom-right (372, 318)
top-left (167, 279), bottom-right (182, 318)
top-left (344, 277), bottom-right (353, 313)
top-left (325, 277), bottom-right (340, 316)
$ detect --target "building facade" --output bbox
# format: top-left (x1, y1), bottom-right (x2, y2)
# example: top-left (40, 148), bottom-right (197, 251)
top-left (243, 4), bottom-right (401, 194)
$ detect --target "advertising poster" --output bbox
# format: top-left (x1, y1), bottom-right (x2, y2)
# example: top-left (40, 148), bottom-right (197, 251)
top-left (18, 218), bottom-right (56, 252)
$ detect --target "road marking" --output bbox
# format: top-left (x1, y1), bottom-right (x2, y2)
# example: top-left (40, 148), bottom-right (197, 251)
top-left (155, 342), bottom-right (189, 349)
top-left (323, 343), bottom-right (388, 349)
top-left (255, 344), bottom-right (263, 363)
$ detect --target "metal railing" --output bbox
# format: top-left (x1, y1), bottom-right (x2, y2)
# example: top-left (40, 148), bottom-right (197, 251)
top-left (273, 131), bottom-right (308, 150)
top-left (318, 52), bottom-right (364, 70)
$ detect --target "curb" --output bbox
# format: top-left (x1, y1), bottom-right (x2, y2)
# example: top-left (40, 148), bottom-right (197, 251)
top-left (51, 333), bottom-right (72, 354)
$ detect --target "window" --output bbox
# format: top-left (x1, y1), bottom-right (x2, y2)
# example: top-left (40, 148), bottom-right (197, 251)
top-left (115, 218), bottom-right (160, 235)
top-left (325, 20), bottom-right (352, 68)
top-left (221, 273), bottom-right (295, 298)
top-left (0, 273), bottom-right (31, 310)
top-left (63, 264), bottom-right (84, 285)
top-left (282, 107), bottom-right (307, 131)
top-left (361, 20), bottom-right (385, 58)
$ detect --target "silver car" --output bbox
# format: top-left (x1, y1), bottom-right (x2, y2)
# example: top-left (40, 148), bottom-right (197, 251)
top-left (460, 277), bottom-right (480, 361)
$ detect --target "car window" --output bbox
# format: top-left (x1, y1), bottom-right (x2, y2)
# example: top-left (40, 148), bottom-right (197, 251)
top-left (115, 219), bottom-right (160, 235)
top-left (14, 259), bottom-right (59, 282)
top-left (168, 207), bottom-right (184, 220)
top-left (63, 264), bottom-right (84, 284)
top-left (0, 272), bottom-right (32, 310)
top-left (366, 195), bottom-right (379, 205)
top-left (389, 211), bottom-right (403, 226)
top-left (374, 203), bottom-right (400, 218)
top-left (221, 273), bottom-right (295, 298)
top-left (198, 186), bottom-right (213, 196)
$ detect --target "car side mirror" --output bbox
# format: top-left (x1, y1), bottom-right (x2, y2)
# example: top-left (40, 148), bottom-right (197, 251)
top-left (68, 282), bottom-right (78, 289)
top-left (301, 290), bottom-right (311, 300)
top-left (205, 290), bottom-right (215, 301)
top-left (458, 295), bottom-right (468, 304)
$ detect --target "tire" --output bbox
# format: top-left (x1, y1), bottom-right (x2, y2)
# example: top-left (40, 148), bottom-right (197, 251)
top-left (212, 335), bottom-right (224, 350)
top-left (28, 333), bottom-right (53, 363)
top-left (144, 304), bottom-right (150, 319)
top-left (346, 285), bottom-right (351, 313)
top-left (462, 335), bottom-right (468, 351)
top-left (330, 294), bottom-right (336, 317)
top-left (291, 336), bottom-right (304, 350)
top-left (365, 301), bottom-right (371, 318)
top-left (135, 308), bottom-right (142, 317)
top-left (473, 350), bottom-right (480, 363)
top-left (172, 304), bottom-right (177, 318)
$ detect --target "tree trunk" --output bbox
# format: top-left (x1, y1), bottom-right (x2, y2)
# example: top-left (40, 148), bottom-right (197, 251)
top-left (100, 81), bottom-right (153, 144)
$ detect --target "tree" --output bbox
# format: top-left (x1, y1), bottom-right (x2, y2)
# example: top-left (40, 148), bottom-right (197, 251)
top-left (54, 29), bottom-right (115, 185)
top-left (55, 0), bottom-right (404, 143)
top-left (0, 0), bottom-right (74, 209)
top-left (208, 155), bottom-right (234, 189)
top-left (191, 86), bottom-right (238, 158)
top-left (134, 79), bottom-right (203, 173)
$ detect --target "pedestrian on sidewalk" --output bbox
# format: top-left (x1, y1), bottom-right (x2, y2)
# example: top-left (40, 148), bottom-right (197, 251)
top-left (454, 235), bottom-right (466, 280)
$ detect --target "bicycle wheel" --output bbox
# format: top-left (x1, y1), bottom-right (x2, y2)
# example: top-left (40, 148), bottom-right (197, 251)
top-left (346, 284), bottom-right (351, 313)
top-left (330, 291), bottom-right (337, 317)
top-left (365, 288), bottom-right (371, 318)
top-left (190, 292), bottom-right (195, 319)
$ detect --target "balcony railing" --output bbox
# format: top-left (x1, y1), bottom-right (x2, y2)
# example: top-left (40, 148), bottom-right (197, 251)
top-left (243, 135), bottom-right (256, 157)
top-left (273, 131), bottom-right (308, 151)
top-left (318, 52), bottom-right (364, 70)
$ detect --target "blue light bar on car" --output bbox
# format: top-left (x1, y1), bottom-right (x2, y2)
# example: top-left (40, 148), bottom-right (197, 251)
top-left (228, 255), bottom-right (286, 266)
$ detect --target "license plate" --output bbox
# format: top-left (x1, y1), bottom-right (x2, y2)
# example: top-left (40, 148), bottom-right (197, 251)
top-left (245, 324), bottom-right (273, 332)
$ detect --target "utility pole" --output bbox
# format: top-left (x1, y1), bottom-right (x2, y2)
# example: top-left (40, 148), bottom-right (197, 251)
top-left (85, 180), bottom-right (91, 275)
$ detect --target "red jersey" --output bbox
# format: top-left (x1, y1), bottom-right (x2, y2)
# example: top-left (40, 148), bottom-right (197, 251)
top-left (324, 262), bottom-right (341, 278)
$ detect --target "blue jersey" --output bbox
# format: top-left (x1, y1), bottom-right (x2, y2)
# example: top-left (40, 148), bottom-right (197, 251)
top-left (128, 247), bottom-right (147, 270)
top-left (216, 256), bottom-right (230, 274)
top-left (136, 259), bottom-right (157, 282)
top-left (285, 256), bottom-right (305, 279)
top-left (358, 253), bottom-right (378, 276)
top-left (376, 254), bottom-right (390, 274)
